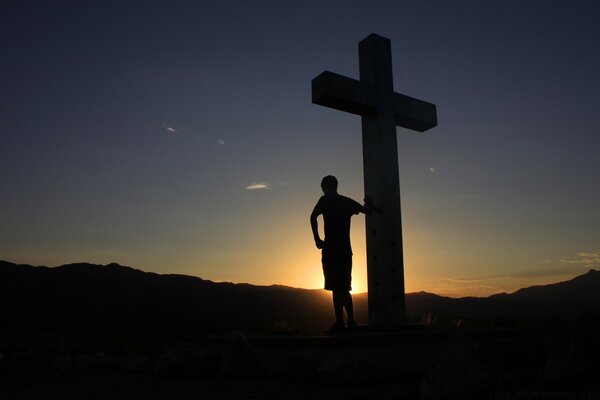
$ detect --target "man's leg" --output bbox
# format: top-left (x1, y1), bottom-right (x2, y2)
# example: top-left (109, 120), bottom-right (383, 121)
top-left (332, 290), bottom-right (345, 324)
top-left (343, 291), bottom-right (355, 325)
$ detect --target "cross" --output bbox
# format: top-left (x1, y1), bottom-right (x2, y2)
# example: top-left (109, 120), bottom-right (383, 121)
top-left (311, 33), bottom-right (437, 326)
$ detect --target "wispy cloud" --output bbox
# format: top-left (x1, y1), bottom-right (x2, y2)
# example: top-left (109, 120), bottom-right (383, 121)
top-left (447, 276), bottom-right (510, 283)
top-left (560, 259), bottom-right (599, 265)
top-left (245, 182), bottom-right (270, 190)
top-left (508, 268), bottom-right (586, 279)
top-left (427, 280), bottom-right (504, 297)
top-left (429, 167), bottom-right (436, 173)
top-left (448, 266), bottom-right (585, 283)
top-left (578, 251), bottom-right (600, 258)
top-left (439, 256), bottom-right (597, 297)
top-left (217, 138), bottom-right (225, 145)
top-left (560, 250), bottom-right (600, 267)
top-left (163, 124), bottom-right (178, 133)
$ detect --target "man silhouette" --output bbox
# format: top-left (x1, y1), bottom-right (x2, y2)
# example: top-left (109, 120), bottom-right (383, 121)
top-left (310, 175), bottom-right (372, 332)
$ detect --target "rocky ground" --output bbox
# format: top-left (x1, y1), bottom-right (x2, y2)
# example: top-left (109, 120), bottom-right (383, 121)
top-left (1, 324), bottom-right (600, 400)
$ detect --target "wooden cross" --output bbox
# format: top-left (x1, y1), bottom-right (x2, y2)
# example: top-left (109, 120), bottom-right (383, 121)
top-left (312, 33), bottom-right (437, 326)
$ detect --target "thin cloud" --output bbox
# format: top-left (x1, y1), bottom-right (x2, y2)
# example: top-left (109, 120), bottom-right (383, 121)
top-left (245, 182), bottom-right (270, 190)
top-left (448, 267), bottom-right (584, 282)
top-left (448, 276), bottom-right (509, 283)
top-left (560, 250), bottom-right (600, 266)
top-left (429, 167), bottom-right (436, 173)
top-left (426, 282), bottom-right (503, 298)
top-left (217, 138), bottom-right (225, 145)
top-left (163, 124), bottom-right (178, 133)
top-left (560, 259), bottom-right (600, 265)
top-left (578, 251), bottom-right (600, 258)
top-left (508, 268), bottom-right (587, 279)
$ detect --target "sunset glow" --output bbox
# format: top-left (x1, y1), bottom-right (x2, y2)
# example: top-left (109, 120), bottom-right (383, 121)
top-left (1, 1), bottom-right (598, 299)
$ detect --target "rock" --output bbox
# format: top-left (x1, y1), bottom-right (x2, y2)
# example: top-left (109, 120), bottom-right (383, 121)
top-left (441, 334), bottom-right (478, 361)
top-left (478, 336), bottom-right (545, 369)
top-left (318, 357), bottom-right (382, 387)
top-left (6, 350), bottom-right (45, 369)
top-left (117, 354), bottom-right (151, 372)
top-left (420, 334), bottom-right (498, 400)
top-left (52, 353), bottom-right (92, 371)
top-left (219, 330), bottom-right (262, 378)
top-left (28, 333), bottom-right (66, 361)
top-left (379, 356), bottom-right (428, 382)
top-left (53, 354), bottom-right (74, 372)
top-left (535, 354), bottom-right (584, 389)
top-left (570, 322), bottom-right (600, 379)
top-left (532, 326), bottom-right (585, 388)
top-left (73, 353), bottom-right (93, 369)
top-left (28, 333), bottom-right (65, 351)
top-left (91, 352), bottom-right (116, 368)
top-left (266, 353), bottom-right (318, 382)
top-left (155, 348), bottom-right (221, 379)
top-left (495, 368), bottom-right (539, 392)
top-left (420, 360), bottom-right (498, 400)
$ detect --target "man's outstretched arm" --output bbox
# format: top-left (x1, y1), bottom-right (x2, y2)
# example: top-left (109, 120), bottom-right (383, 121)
top-left (310, 207), bottom-right (325, 249)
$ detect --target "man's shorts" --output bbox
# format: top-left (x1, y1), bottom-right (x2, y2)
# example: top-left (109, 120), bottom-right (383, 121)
top-left (322, 249), bottom-right (352, 291)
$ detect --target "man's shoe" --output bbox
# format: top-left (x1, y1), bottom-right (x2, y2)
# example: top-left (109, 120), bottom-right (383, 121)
top-left (327, 321), bottom-right (346, 333)
top-left (346, 320), bottom-right (358, 331)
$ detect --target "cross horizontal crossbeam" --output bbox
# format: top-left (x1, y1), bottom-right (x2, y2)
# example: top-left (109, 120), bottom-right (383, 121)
top-left (312, 71), bottom-right (437, 132)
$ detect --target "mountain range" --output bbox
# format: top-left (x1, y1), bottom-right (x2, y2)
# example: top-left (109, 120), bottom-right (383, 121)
top-left (1, 261), bottom-right (599, 338)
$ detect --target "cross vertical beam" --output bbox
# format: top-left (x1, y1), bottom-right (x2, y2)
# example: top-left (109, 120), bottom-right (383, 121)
top-left (359, 35), bottom-right (405, 326)
top-left (312, 33), bottom-right (437, 326)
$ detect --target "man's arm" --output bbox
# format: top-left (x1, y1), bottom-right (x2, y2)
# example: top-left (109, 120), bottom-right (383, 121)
top-left (310, 205), bottom-right (325, 249)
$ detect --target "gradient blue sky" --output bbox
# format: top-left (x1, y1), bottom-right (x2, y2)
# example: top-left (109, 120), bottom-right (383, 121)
top-left (1, 1), bottom-right (599, 296)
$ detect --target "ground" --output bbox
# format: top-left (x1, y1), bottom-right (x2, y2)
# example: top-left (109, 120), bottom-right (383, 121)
top-left (2, 324), bottom-right (600, 400)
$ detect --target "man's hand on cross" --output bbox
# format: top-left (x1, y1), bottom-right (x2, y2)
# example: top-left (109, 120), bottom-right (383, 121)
top-left (364, 196), bottom-right (382, 215)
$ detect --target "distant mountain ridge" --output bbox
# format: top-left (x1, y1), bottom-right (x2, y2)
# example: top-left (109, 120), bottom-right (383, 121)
top-left (0, 260), bottom-right (340, 337)
top-left (1, 261), bottom-right (599, 338)
top-left (393, 268), bottom-right (600, 318)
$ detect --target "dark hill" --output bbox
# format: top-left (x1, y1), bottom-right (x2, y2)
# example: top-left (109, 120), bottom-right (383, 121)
top-left (395, 269), bottom-right (600, 318)
top-left (1, 261), bottom-right (599, 339)
top-left (0, 261), bottom-right (346, 339)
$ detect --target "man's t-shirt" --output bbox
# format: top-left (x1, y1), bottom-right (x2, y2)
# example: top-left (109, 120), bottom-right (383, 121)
top-left (313, 194), bottom-right (362, 255)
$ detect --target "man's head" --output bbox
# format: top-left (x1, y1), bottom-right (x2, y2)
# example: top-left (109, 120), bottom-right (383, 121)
top-left (321, 175), bottom-right (338, 195)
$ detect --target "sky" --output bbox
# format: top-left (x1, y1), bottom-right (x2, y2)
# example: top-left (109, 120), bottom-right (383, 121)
top-left (1, 0), bottom-right (599, 297)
